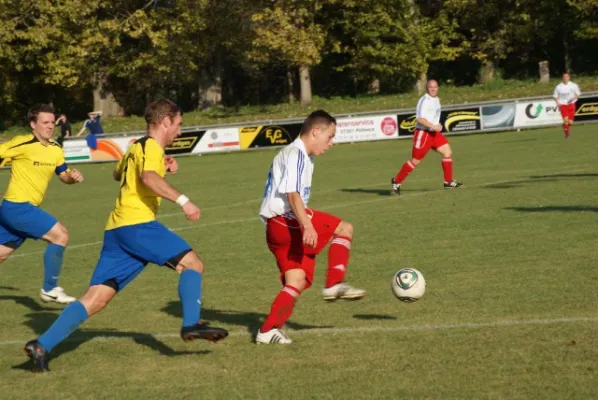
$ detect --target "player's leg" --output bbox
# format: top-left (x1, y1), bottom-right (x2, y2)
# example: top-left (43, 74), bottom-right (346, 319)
top-left (0, 204), bottom-right (27, 262)
top-left (257, 267), bottom-right (307, 344)
top-left (173, 251), bottom-right (228, 342)
top-left (559, 105), bottom-right (571, 138)
top-left (40, 222), bottom-right (75, 303)
top-left (319, 216), bottom-right (366, 301)
top-left (435, 137), bottom-right (462, 188)
top-left (391, 130), bottom-right (429, 195)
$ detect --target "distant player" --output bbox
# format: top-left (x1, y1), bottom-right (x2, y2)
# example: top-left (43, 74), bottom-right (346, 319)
top-left (25, 99), bottom-right (228, 372)
top-left (257, 110), bottom-right (366, 345)
top-left (391, 79), bottom-right (462, 194)
top-left (553, 72), bottom-right (581, 138)
top-left (0, 104), bottom-right (84, 304)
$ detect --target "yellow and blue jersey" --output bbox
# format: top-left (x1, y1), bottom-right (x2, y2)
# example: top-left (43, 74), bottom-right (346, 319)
top-left (106, 136), bottom-right (166, 230)
top-left (0, 134), bottom-right (68, 206)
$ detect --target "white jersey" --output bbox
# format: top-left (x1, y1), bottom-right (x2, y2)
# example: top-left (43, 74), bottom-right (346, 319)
top-left (260, 138), bottom-right (314, 220)
top-left (553, 82), bottom-right (581, 104)
top-left (415, 94), bottom-right (441, 130)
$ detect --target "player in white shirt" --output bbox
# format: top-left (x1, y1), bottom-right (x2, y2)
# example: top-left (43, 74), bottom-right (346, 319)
top-left (553, 72), bottom-right (581, 138)
top-left (257, 110), bottom-right (366, 345)
top-left (391, 79), bottom-right (462, 194)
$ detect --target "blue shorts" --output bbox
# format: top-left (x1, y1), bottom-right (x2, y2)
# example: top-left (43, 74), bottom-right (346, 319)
top-left (0, 200), bottom-right (58, 248)
top-left (89, 221), bottom-right (192, 291)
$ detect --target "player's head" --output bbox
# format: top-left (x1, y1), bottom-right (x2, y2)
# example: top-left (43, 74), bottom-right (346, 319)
top-left (145, 99), bottom-right (182, 145)
top-left (426, 79), bottom-right (439, 97)
top-left (562, 72), bottom-right (570, 83)
top-left (300, 110), bottom-right (336, 156)
top-left (28, 103), bottom-right (56, 141)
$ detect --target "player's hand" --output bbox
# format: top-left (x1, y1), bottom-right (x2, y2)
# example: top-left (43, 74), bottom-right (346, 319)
top-left (302, 224), bottom-right (318, 248)
top-left (182, 201), bottom-right (201, 221)
top-left (70, 169), bottom-right (84, 183)
top-left (433, 123), bottom-right (443, 132)
top-left (165, 156), bottom-right (178, 174)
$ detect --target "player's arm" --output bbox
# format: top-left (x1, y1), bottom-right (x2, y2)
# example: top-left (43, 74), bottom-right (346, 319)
top-left (415, 98), bottom-right (441, 131)
top-left (0, 136), bottom-right (25, 159)
top-left (553, 87), bottom-right (560, 105)
top-left (286, 192), bottom-right (317, 248)
top-left (571, 85), bottom-right (581, 103)
top-left (55, 150), bottom-right (83, 184)
top-left (141, 143), bottom-right (199, 220)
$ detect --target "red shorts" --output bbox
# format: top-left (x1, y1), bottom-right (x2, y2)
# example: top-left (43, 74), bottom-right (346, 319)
top-left (266, 209), bottom-right (341, 289)
top-left (411, 129), bottom-right (449, 160)
top-left (559, 104), bottom-right (575, 121)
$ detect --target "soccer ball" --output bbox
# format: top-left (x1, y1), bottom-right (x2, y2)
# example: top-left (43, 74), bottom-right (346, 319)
top-left (391, 268), bottom-right (426, 302)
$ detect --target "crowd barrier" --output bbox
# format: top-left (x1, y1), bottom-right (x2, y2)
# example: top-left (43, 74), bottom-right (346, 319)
top-left (3, 93), bottom-right (598, 165)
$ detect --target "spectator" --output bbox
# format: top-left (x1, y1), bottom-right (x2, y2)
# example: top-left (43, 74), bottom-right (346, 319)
top-left (76, 111), bottom-right (104, 150)
top-left (55, 114), bottom-right (72, 146)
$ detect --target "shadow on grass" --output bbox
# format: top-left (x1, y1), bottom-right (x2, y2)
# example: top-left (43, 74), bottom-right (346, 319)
top-left (485, 178), bottom-right (558, 189)
top-left (339, 188), bottom-right (393, 197)
top-left (505, 205), bottom-right (598, 213)
top-left (161, 302), bottom-right (333, 336)
top-left (14, 311), bottom-right (210, 372)
top-left (0, 286), bottom-right (18, 291)
top-left (0, 295), bottom-right (56, 312)
top-left (528, 173), bottom-right (598, 179)
top-left (353, 314), bottom-right (397, 321)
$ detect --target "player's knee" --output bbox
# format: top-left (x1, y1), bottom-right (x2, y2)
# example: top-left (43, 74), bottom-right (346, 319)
top-left (336, 221), bottom-right (353, 239)
top-left (176, 251), bottom-right (204, 274)
top-left (51, 223), bottom-right (69, 246)
top-left (411, 158), bottom-right (421, 166)
top-left (284, 269), bottom-right (307, 292)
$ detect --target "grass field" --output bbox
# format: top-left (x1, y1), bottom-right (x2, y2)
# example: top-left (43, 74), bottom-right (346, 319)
top-left (1, 124), bottom-right (597, 399)
top-left (3, 76), bottom-right (598, 139)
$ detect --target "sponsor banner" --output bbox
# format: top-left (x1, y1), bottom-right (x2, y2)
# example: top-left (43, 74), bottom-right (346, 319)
top-left (63, 136), bottom-right (142, 163)
top-left (398, 107), bottom-right (481, 136)
top-left (514, 101), bottom-right (562, 127)
top-left (574, 96), bottom-right (598, 122)
top-left (441, 108), bottom-right (481, 132)
top-left (481, 104), bottom-right (516, 129)
top-left (397, 113), bottom-right (417, 137)
top-left (334, 115), bottom-right (398, 143)
top-left (194, 128), bottom-right (240, 153)
top-left (165, 130), bottom-right (204, 155)
top-left (239, 124), bottom-right (302, 149)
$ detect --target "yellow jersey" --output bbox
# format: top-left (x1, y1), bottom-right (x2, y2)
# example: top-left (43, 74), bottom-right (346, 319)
top-left (106, 136), bottom-right (166, 230)
top-left (0, 134), bottom-right (68, 206)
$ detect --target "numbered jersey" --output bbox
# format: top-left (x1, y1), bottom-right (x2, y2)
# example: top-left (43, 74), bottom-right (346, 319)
top-left (105, 136), bottom-right (166, 230)
top-left (260, 138), bottom-right (314, 220)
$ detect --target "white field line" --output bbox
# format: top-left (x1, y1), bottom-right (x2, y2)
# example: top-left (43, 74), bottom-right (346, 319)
top-left (6, 165), bottom-right (590, 260)
top-left (0, 315), bottom-right (596, 346)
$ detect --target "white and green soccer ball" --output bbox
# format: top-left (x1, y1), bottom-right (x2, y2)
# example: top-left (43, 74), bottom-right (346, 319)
top-left (391, 268), bottom-right (426, 302)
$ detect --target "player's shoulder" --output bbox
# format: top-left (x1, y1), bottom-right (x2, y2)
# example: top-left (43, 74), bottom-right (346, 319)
top-left (48, 139), bottom-right (62, 149)
top-left (3, 133), bottom-right (37, 148)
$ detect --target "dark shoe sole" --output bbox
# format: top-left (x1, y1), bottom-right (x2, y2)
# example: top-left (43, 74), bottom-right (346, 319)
top-left (24, 346), bottom-right (49, 372)
top-left (181, 330), bottom-right (229, 343)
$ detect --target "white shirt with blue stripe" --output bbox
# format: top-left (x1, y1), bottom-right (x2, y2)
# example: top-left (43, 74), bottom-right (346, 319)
top-left (415, 94), bottom-right (441, 131)
top-left (260, 138), bottom-right (313, 220)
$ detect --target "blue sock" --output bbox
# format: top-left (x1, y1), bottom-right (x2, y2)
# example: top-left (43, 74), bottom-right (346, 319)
top-left (178, 269), bottom-right (202, 328)
top-left (43, 243), bottom-right (65, 292)
top-left (38, 301), bottom-right (88, 352)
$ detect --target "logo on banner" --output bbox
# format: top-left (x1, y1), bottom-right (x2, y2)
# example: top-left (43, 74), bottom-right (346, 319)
top-left (525, 104), bottom-right (543, 119)
top-left (239, 125), bottom-right (301, 149)
top-left (398, 115), bottom-right (417, 136)
top-left (443, 110), bottom-right (481, 131)
top-left (381, 117), bottom-right (398, 136)
top-left (165, 131), bottom-right (204, 155)
top-left (576, 102), bottom-right (598, 116)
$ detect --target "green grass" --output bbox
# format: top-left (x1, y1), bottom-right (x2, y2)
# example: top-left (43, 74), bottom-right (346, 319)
top-left (1, 125), bottom-right (598, 399)
top-left (3, 76), bottom-right (598, 140)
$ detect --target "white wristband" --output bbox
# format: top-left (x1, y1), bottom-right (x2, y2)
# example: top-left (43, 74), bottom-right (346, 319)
top-left (175, 194), bottom-right (189, 206)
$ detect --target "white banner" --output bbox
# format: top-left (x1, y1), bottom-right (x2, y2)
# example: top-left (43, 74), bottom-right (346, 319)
top-left (194, 128), bottom-right (240, 153)
top-left (334, 115), bottom-right (398, 143)
top-left (63, 136), bottom-right (141, 163)
top-left (514, 101), bottom-right (562, 127)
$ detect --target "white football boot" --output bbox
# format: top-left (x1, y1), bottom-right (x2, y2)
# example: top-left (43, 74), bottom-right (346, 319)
top-left (322, 282), bottom-right (367, 301)
top-left (40, 287), bottom-right (76, 304)
top-left (256, 328), bottom-right (293, 344)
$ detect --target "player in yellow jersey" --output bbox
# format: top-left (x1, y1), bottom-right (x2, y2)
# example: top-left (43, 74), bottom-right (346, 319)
top-left (26, 99), bottom-right (228, 372)
top-left (0, 104), bottom-right (83, 304)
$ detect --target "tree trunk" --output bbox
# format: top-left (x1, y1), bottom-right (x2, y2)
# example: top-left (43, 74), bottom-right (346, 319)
top-left (368, 78), bottom-right (380, 94)
top-left (478, 60), bottom-right (496, 83)
top-left (198, 53), bottom-right (223, 109)
top-left (299, 65), bottom-right (312, 105)
top-left (414, 71), bottom-right (427, 94)
top-left (563, 35), bottom-right (571, 73)
top-left (287, 69), bottom-right (296, 103)
top-left (93, 78), bottom-right (123, 117)
top-left (538, 61), bottom-right (550, 83)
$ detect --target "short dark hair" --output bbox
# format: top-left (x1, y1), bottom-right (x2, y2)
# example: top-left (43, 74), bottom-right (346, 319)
top-left (300, 110), bottom-right (336, 135)
top-left (144, 99), bottom-right (181, 127)
top-left (27, 103), bottom-right (54, 123)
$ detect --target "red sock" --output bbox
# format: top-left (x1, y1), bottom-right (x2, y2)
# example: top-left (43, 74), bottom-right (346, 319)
top-left (563, 124), bottom-right (570, 136)
top-left (326, 236), bottom-right (352, 288)
top-left (261, 285), bottom-right (300, 332)
top-left (442, 157), bottom-right (453, 182)
top-left (394, 161), bottom-right (416, 184)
